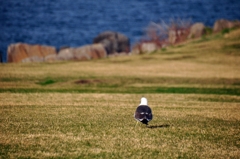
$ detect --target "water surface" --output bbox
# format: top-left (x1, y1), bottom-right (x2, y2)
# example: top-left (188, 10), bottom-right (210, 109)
top-left (1, 0), bottom-right (240, 62)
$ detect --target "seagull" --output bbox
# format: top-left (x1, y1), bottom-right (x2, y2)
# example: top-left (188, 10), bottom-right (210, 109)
top-left (134, 97), bottom-right (153, 126)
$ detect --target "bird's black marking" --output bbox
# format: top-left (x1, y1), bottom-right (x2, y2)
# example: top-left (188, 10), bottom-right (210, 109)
top-left (134, 105), bottom-right (153, 125)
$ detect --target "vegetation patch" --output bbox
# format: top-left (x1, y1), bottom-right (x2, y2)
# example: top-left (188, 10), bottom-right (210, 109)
top-left (0, 86), bottom-right (239, 95)
top-left (155, 87), bottom-right (240, 95)
top-left (221, 28), bottom-right (231, 35)
top-left (0, 77), bottom-right (21, 82)
top-left (164, 55), bottom-right (195, 61)
top-left (194, 36), bottom-right (210, 43)
top-left (36, 77), bottom-right (57, 86)
top-left (224, 43), bottom-right (240, 50)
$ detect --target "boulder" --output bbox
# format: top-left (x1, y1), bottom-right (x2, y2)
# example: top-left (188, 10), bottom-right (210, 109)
top-left (7, 43), bottom-right (57, 63)
top-left (141, 42), bottom-right (158, 53)
top-left (44, 54), bottom-right (58, 62)
top-left (213, 19), bottom-right (240, 33)
top-left (73, 47), bottom-right (91, 60)
top-left (131, 42), bottom-right (159, 54)
top-left (74, 44), bottom-right (107, 60)
top-left (57, 48), bottom-right (74, 61)
top-left (56, 44), bottom-right (107, 61)
top-left (7, 43), bottom-right (29, 63)
top-left (188, 23), bottom-right (205, 39)
top-left (93, 31), bottom-right (130, 55)
top-left (40, 45), bottom-right (57, 57)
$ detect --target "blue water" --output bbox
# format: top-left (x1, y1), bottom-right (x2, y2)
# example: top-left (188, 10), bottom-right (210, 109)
top-left (1, 0), bottom-right (240, 62)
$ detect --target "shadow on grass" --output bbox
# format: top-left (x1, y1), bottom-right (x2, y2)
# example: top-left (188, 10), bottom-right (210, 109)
top-left (147, 124), bottom-right (170, 129)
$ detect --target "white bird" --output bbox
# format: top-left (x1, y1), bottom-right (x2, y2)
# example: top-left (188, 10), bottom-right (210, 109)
top-left (134, 97), bottom-right (153, 126)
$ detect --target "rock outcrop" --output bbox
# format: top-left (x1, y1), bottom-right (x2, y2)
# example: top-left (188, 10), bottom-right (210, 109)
top-left (44, 54), bottom-right (58, 62)
top-left (168, 28), bottom-right (189, 44)
top-left (57, 48), bottom-right (74, 61)
top-left (213, 19), bottom-right (240, 33)
top-left (7, 43), bottom-right (107, 63)
top-left (188, 23), bottom-right (205, 39)
top-left (74, 44), bottom-right (107, 60)
top-left (93, 31), bottom-right (130, 54)
top-left (132, 42), bottom-right (159, 54)
top-left (6, 19), bottom-right (240, 63)
top-left (57, 44), bottom-right (107, 61)
top-left (7, 43), bottom-right (57, 63)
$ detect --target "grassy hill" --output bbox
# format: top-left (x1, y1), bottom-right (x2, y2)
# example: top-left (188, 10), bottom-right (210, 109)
top-left (0, 29), bottom-right (240, 158)
top-left (1, 29), bottom-right (240, 95)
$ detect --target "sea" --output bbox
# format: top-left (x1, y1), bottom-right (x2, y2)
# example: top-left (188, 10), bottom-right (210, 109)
top-left (1, 0), bottom-right (240, 62)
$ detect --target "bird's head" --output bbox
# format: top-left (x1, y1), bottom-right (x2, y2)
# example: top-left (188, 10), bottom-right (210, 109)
top-left (140, 97), bottom-right (148, 105)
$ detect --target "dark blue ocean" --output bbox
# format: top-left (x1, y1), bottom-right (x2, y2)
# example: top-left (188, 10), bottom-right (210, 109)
top-left (1, 0), bottom-right (240, 62)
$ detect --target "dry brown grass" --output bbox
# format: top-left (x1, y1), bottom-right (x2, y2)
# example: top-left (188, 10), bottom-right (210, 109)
top-left (0, 93), bottom-right (240, 158)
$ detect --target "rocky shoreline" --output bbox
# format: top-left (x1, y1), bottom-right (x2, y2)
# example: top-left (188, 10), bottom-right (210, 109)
top-left (6, 19), bottom-right (240, 63)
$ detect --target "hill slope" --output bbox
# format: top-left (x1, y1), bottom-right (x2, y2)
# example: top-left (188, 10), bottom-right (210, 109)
top-left (1, 28), bottom-right (240, 95)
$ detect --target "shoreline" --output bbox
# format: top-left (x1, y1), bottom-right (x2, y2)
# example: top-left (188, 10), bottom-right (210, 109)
top-left (2, 18), bottom-right (240, 63)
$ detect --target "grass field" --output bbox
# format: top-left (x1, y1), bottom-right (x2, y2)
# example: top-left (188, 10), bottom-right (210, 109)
top-left (0, 29), bottom-right (240, 158)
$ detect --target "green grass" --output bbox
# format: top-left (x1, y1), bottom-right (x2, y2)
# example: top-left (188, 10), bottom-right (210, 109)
top-left (0, 86), bottom-right (239, 95)
top-left (0, 28), bottom-right (240, 158)
top-left (36, 77), bottom-right (57, 86)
